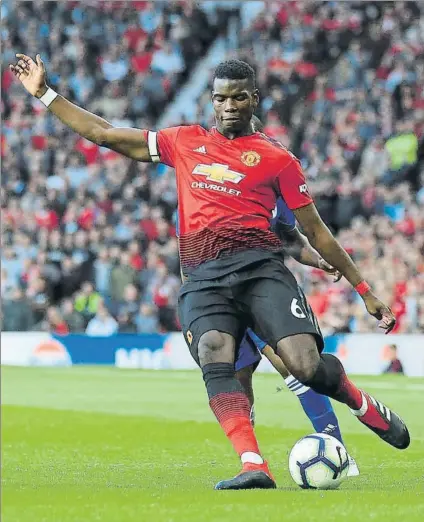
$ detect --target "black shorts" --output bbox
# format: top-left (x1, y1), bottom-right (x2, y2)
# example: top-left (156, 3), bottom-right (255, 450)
top-left (178, 253), bottom-right (323, 361)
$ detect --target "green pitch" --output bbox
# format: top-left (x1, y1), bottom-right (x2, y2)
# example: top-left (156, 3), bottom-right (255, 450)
top-left (2, 367), bottom-right (424, 522)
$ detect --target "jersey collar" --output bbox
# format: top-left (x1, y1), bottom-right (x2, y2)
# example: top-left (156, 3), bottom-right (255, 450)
top-left (210, 127), bottom-right (258, 143)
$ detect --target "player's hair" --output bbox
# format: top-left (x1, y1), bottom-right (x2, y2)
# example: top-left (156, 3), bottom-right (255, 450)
top-left (251, 115), bottom-right (264, 133)
top-left (213, 59), bottom-right (256, 89)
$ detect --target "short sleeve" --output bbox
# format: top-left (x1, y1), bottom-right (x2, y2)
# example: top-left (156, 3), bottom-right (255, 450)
top-left (277, 157), bottom-right (313, 210)
top-left (147, 126), bottom-right (182, 167)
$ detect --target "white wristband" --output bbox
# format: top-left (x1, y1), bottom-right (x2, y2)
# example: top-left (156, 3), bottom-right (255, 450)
top-left (39, 88), bottom-right (58, 107)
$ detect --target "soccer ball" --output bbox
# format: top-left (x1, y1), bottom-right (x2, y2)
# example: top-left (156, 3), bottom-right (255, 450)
top-left (288, 433), bottom-right (349, 490)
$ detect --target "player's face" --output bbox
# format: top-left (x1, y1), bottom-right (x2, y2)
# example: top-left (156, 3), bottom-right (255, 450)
top-left (212, 79), bottom-right (259, 137)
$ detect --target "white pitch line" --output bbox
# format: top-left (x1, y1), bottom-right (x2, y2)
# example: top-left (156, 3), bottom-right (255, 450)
top-left (351, 381), bottom-right (424, 392)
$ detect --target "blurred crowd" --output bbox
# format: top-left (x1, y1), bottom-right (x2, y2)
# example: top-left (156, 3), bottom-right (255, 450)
top-left (1, 1), bottom-right (423, 335)
top-left (2, 0), bottom-right (216, 334)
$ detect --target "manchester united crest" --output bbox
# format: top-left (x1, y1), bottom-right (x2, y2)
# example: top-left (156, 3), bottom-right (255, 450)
top-left (186, 330), bottom-right (193, 345)
top-left (241, 151), bottom-right (261, 167)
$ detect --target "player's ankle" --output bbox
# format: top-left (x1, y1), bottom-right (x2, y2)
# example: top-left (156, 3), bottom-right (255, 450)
top-left (241, 452), bottom-right (263, 464)
top-left (350, 392), bottom-right (368, 417)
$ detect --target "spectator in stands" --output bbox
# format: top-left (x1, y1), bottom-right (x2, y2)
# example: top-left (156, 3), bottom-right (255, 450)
top-left (118, 284), bottom-right (140, 321)
top-left (1, 268), bottom-right (15, 301)
top-left (150, 263), bottom-right (179, 331)
top-left (151, 42), bottom-right (184, 76)
top-left (110, 252), bottom-right (137, 303)
top-left (117, 311), bottom-right (138, 334)
top-left (45, 306), bottom-right (69, 335)
top-left (138, 2), bottom-right (161, 35)
top-left (74, 282), bottom-right (101, 324)
top-left (2, 247), bottom-right (21, 287)
top-left (26, 277), bottom-right (50, 326)
top-left (86, 302), bottom-right (118, 337)
top-left (384, 120), bottom-right (419, 185)
top-left (2, 288), bottom-right (35, 332)
top-left (61, 298), bottom-right (85, 333)
top-left (383, 344), bottom-right (405, 374)
top-left (94, 248), bottom-right (111, 298)
top-left (136, 303), bottom-right (159, 334)
top-left (101, 44), bottom-right (129, 83)
top-left (1, 0), bottom-right (423, 335)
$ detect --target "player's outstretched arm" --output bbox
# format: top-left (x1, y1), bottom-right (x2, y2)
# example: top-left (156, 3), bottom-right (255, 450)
top-left (278, 225), bottom-right (341, 281)
top-left (9, 54), bottom-right (151, 162)
top-left (294, 203), bottom-right (396, 333)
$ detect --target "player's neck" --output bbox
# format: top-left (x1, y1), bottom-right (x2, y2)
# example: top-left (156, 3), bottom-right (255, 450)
top-left (215, 125), bottom-right (255, 140)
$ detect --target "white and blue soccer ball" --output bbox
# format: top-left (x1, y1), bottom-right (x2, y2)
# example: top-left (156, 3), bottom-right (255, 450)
top-left (288, 433), bottom-right (350, 490)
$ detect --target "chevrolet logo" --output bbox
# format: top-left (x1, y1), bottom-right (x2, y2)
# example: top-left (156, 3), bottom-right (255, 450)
top-left (192, 163), bottom-right (245, 185)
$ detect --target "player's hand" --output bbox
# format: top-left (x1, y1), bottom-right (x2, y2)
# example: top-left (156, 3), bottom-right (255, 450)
top-left (362, 292), bottom-right (396, 334)
top-left (9, 54), bottom-right (48, 98)
top-left (317, 258), bottom-right (342, 282)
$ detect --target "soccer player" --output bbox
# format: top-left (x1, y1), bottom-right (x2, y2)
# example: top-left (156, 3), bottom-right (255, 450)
top-left (10, 55), bottom-right (409, 491)
top-left (176, 155), bottom-right (360, 476)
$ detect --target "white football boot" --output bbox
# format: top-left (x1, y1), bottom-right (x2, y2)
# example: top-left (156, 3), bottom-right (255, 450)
top-left (347, 454), bottom-right (360, 477)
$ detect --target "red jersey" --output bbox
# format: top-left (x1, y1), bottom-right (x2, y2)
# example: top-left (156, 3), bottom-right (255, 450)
top-left (145, 125), bottom-right (312, 271)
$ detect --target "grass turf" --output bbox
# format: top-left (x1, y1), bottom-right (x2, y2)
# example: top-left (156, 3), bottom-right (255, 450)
top-left (2, 366), bottom-right (424, 522)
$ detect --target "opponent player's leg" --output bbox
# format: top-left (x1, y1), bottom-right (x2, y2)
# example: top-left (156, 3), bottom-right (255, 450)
top-left (245, 263), bottom-right (410, 450)
top-left (244, 326), bottom-right (345, 442)
top-left (179, 286), bottom-right (275, 490)
top-left (234, 332), bottom-right (262, 424)
top-left (261, 344), bottom-right (362, 475)
top-left (262, 345), bottom-right (344, 443)
top-left (235, 365), bottom-right (255, 406)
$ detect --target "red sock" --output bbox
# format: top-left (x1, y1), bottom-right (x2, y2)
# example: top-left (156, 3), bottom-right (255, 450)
top-left (306, 355), bottom-right (389, 432)
top-left (353, 393), bottom-right (390, 431)
top-left (338, 373), bottom-right (364, 410)
top-left (209, 391), bottom-right (261, 457)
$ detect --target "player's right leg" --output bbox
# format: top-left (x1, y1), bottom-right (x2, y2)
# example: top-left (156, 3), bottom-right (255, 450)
top-left (178, 282), bottom-right (276, 490)
top-left (234, 330), bottom-right (359, 475)
top-left (243, 259), bottom-right (410, 451)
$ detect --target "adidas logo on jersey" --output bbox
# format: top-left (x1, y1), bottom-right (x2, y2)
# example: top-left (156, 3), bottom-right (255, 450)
top-left (193, 145), bottom-right (207, 154)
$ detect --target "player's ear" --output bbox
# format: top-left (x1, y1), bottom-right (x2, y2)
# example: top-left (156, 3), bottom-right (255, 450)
top-left (252, 89), bottom-right (259, 109)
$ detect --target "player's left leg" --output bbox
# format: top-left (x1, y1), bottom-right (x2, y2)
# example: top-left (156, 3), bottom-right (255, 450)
top-left (234, 329), bottom-right (359, 475)
top-left (235, 328), bottom-right (346, 440)
top-left (261, 345), bottom-right (359, 476)
top-left (234, 333), bottom-right (345, 438)
top-left (276, 335), bottom-right (409, 450)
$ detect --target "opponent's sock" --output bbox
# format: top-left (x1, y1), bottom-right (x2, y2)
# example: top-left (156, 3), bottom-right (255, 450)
top-left (203, 363), bottom-right (263, 463)
top-left (284, 375), bottom-right (344, 444)
top-left (303, 354), bottom-right (389, 431)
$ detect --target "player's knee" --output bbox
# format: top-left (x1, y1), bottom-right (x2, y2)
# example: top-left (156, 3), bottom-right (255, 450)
top-left (198, 330), bottom-right (234, 367)
top-left (276, 334), bottom-right (320, 383)
top-left (291, 362), bottom-right (318, 383)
